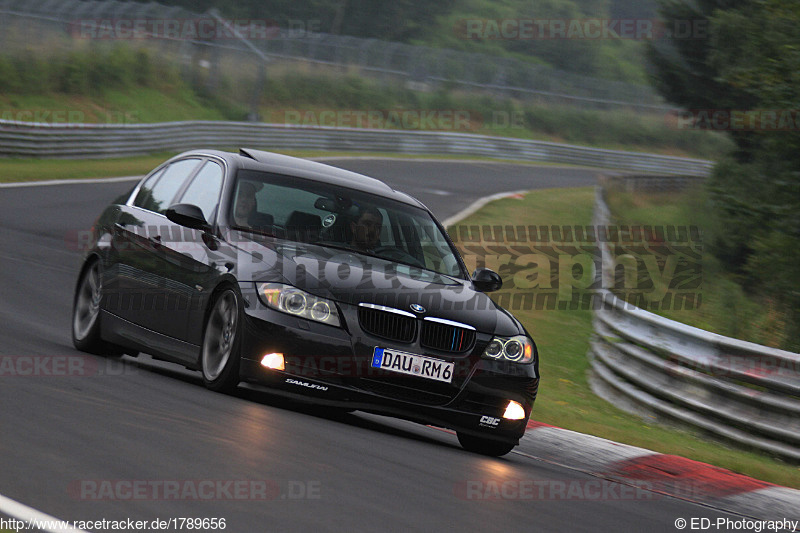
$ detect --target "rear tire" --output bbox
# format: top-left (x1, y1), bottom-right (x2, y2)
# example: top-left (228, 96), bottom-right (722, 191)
top-left (457, 432), bottom-right (516, 457)
top-left (201, 288), bottom-right (242, 393)
top-left (72, 260), bottom-right (122, 356)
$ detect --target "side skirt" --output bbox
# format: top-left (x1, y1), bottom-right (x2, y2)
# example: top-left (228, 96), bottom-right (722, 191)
top-left (102, 310), bottom-right (200, 368)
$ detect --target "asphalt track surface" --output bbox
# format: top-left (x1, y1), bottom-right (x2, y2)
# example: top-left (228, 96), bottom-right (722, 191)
top-left (0, 159), bottom-right (746, 532)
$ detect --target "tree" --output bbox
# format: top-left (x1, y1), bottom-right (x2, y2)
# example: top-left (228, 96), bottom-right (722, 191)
top-left (649, 0), bottom-right (800, 348)
top-left (647, 0), bottom-right (760, 161)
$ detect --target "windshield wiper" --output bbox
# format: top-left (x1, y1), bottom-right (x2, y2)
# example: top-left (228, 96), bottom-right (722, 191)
top-left (315, 242), bottom-right (445, 278)
top-left (230, 225), bottom-right (279, 238)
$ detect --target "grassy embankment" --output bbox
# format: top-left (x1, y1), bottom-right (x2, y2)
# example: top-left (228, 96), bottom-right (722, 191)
top-left (1, 45), bottom-right (732, 184)
top-left (452, 187), bottom-right (799, 489)
top-left (604, 186), bottom-right (796, 351)
top-left (1, 72), bottom-right (732, 158)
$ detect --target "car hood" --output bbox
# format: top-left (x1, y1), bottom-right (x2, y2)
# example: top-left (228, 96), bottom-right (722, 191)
top-left (232, 236), bottom-right (522, 336)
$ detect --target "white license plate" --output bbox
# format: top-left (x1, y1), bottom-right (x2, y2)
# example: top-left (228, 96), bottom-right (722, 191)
top-left (371, 347), bottom-right (454, 383)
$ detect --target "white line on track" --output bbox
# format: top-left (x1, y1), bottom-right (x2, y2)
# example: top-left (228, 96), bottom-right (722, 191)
top-left (0, 176), bottom-right (142, 188)
top-left (0, 492), bottom-right (88, 533)
top-left (441, 189), bottom-right (529, 227)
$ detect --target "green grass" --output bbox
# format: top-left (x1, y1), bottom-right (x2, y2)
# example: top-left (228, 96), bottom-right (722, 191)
top-left (0, 87), bottom-right (231, 125)
top-left (604, 186), bottom-right (794, 349)
top-left (0, 85), bottom-right (732, 160)
top-left (453, 187), bottom-right (800, 489)
top-left (0, 153), bottom-right (179, 183)
top-left (258, 83), bottom-right (733, 159)
top-left (0, 151), bottom-right (601, 184)
top-left (0, 45), bottom-right (733, 161)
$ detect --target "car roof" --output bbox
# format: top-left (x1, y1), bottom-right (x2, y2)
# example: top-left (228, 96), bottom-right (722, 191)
top-left (183, 148), bottom-right (425, 209)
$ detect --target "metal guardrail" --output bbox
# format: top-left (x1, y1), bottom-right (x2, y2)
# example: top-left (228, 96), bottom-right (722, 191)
top-left (601, 173), bottom-right (706, 193)
top-left (0, 120), bottom-right (714, 175)
top-left (589, 187), bottom-right (800, 462)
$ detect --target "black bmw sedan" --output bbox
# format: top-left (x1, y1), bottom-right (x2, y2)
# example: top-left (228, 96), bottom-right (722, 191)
top-left (72, 149), bottom-right (539, 456)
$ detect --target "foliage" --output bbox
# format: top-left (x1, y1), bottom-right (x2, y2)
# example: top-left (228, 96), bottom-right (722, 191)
top-left (606, 185), bottom-right (798, 351)
top-left (256, 72), bottom-right (731, 157)
top-left (134, 0), bottom-right (659, 82)
top-left (458, 187), bottom-right (800, 486)
top-left (1, 45), bottom-right (181, 96)
top-left (649, 0), bottom-right (800, 349)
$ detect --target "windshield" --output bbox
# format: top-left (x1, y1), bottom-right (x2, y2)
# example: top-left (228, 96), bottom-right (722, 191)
top-left (229, 170), bottom-right (466, 279)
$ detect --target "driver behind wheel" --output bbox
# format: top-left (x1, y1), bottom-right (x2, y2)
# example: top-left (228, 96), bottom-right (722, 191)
top-left (232, 181), bottom-right (274, 231)
top-left (350, 206), bottom-right (382, 252)
top-left (233, 181), bottom-right (258, 227)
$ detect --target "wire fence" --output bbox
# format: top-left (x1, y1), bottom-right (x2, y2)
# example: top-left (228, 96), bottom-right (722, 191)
top-left (0, 0), bottom-right (673, 114)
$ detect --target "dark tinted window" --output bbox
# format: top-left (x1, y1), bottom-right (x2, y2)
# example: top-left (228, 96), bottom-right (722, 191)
top-left (232, 170), bottom-right (466, 279)
top-left (134, 158), bottom-right (201, 214)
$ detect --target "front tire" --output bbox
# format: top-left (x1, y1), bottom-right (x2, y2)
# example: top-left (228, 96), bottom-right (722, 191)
top-left (457, 432), bottom-right (516, 457)
top-left (201, 288), bottom-right (242, 393)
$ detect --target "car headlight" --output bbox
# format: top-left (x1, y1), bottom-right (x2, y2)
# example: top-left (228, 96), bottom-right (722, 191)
top-left (256, 283), bottom-right (341, 327)
top-left (482, 335), bottom-right (534, 364)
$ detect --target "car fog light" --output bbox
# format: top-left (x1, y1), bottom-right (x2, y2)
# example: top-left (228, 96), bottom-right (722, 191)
top-left (503, 400), bottom-right (526, 420)
top-left (261, 353), bottom-right (285, 371)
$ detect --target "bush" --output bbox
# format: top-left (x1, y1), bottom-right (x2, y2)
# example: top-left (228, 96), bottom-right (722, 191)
top-left (0, 56), bottom-right (22, 93)
top-left (58, 52), bottom-right (89, 94)
top-left (13, 52), bottom-right (53, 94)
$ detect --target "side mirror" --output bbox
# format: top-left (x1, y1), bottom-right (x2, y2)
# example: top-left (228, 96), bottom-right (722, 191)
top-left (471, 268), bottom-right (502, 292)
top-left (165, 203), bottom-right (210, 231)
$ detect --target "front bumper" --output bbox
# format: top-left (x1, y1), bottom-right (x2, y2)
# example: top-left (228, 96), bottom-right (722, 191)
top-left (237, 305), bottom-right (539, 444)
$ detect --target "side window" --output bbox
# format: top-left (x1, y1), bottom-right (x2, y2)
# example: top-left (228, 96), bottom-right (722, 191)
top-left (134, 158), bottom-right (201, 214)
top-left (178, 160), bottom-right (223, 222)
top-left (132, 167), bottom-right (165, 207)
